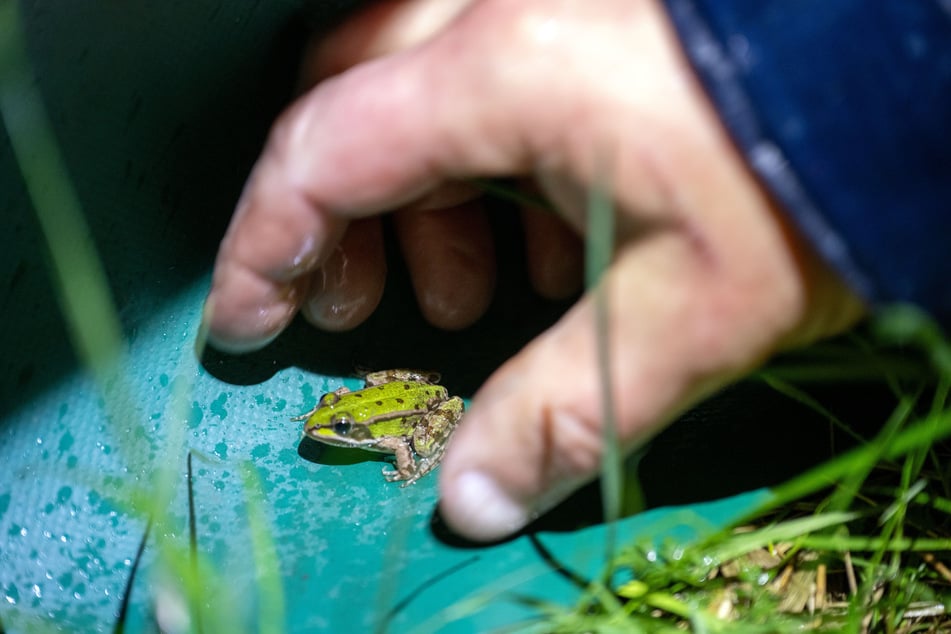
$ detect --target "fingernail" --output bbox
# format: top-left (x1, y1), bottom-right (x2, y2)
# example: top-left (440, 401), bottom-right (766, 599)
top-left (450, 471), bottom-right (532, 541)
top-left (198, 293), bottom-right (280, 354)
top-left (205, 330), bottom-right (280, 355)
top-left (303, 291), bottom-right (368, 331)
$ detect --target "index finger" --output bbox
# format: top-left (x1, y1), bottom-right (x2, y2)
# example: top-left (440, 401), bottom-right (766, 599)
top-left (204, 17), bottom-right (528, 351)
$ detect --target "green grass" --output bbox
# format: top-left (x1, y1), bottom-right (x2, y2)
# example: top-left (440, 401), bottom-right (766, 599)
top-left (517, 310), bottom-right (951, 633)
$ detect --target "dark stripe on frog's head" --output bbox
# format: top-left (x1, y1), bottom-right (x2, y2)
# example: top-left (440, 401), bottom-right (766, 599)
top-left (305, 412), bottom-right (421, 446)
top-left (307, 427), bottom-right (372, 445)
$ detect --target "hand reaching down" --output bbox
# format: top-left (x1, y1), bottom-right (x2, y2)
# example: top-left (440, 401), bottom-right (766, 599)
top-left (204, 0), bottom-right (865, 540)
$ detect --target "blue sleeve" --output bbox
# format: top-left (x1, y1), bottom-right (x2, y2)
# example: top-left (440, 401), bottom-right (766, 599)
top-left (662, 1), bottom-right (951, 326)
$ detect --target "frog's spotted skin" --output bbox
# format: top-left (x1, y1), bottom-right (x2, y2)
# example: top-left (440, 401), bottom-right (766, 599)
top-left (297, 370), bottom-right (465, 486)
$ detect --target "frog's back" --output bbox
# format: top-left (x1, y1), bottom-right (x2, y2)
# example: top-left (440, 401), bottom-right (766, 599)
top-left (343, 380), bottom-right (448, 422)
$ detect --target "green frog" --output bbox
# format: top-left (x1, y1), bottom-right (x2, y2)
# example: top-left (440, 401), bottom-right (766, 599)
top-left (296, 369), bottom-right (465, 486)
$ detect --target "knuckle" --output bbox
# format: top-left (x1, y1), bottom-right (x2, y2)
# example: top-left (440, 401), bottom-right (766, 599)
top-left (542, 405), bottom-right (605, 481)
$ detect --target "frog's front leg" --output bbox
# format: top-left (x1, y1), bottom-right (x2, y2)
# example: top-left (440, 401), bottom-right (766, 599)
top-left (374, 436), bottom-right (418, 483)
top-left (403, 396), bottom-right (465, 487)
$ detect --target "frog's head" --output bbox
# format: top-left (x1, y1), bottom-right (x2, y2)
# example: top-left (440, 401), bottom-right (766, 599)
top-left (305, 411), bottom-right (375, 445)
top-left (302, 390), bottom-right (418, 449)
top-left (302, 392), bottom-right (375, 447)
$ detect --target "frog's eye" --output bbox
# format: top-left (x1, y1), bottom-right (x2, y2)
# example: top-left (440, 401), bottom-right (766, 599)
top-left (330, 414), bottom-right (353, 435)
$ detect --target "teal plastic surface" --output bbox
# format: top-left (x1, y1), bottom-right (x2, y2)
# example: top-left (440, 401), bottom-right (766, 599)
top-left (0, 2), bottom-right (819, 632)
top-left (0, 266), bottom-right (770, 632)
top-left (0, 277), bottom-right (769, 632)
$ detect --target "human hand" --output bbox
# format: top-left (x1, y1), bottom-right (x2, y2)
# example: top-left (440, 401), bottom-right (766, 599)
top-left (204, 0), bottom-right (865, 540)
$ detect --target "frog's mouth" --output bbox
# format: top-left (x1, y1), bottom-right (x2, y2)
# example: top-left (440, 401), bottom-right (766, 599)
top-left (305, 425), bottom-right (376, 446)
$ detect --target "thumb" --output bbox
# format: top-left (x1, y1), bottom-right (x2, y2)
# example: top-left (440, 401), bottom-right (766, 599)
top-left (437, 215), bottom-right (859, 541)
top-left (437, 235), bottom-right (712, 541)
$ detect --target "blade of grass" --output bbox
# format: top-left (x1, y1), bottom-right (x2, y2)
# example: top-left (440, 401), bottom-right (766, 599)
top-left (241, 463), bottom-right (285, 634)
top-left (585, 166), bottom-right (626, 558)
top-left (797, 534), bottom-right (951, 552)
top-left (912, 492), bottom-right (951, 516)
top-left (3, 8), bottom-right (208, 629)
top-left (380, 556), bottom-right (480, 633)
top-left (113, 519), bottom-right (152, 634)
top-left (706, 511), bottom-right (858, 563)
top-left (825, 396), bottom-right (916, 514)
top-left (874, 304), bottom-right (951, 377)
top-left (758, 375), bottom-right (867, 446)
top-left (0, 1), bottom-right (122, 378)
top-left (753, 404), bottom-right (951, 518)
top-left (186, 452), bottom-right (204, 634)
top-left (0, 0), bottom-right (159, 485)
top-left (879, 478), bottom-right (927, 527)
top-left (374, 485), bottom-right (427, 634)
top-left (407, 560), bottom-right (564, 634)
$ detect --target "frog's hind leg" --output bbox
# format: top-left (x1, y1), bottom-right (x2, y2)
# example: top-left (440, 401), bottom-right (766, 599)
top-left (402, 397), bottom-right (464, 487)
top-left (364, 369), bottom-right (441, 386)
top-left (399, 445), bottom-right (446, 488)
